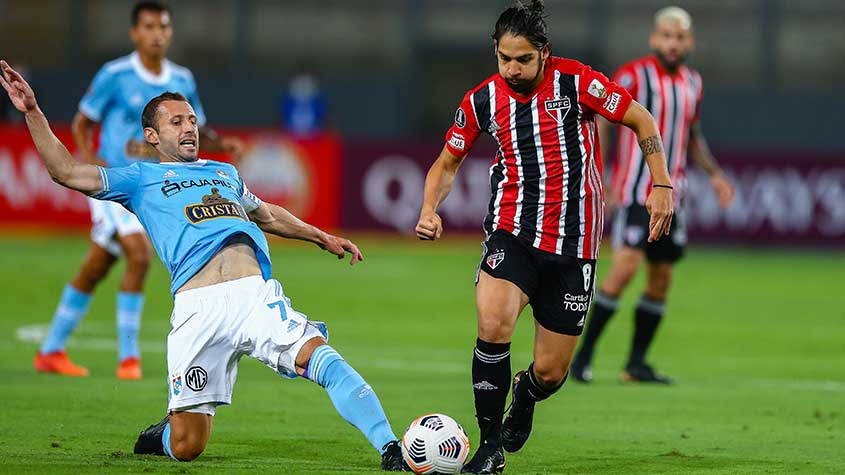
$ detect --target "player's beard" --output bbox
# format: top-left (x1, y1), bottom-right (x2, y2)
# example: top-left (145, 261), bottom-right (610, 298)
top-left (653, 49), bottom-right (687, 72)
top-left (504, 62), bottom-right (545, 95)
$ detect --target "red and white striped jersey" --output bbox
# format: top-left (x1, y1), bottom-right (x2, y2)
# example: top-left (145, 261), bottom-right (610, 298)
top-left (610, 56), bottom-right (703, 206)
top-left (445, 56), bottom-right (632, 259)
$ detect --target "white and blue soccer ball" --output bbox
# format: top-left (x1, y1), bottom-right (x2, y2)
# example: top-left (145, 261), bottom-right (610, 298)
top-left (401, 413), bottom-right (471, 474)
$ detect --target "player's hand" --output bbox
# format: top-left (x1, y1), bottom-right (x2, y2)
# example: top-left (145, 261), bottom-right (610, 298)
top-left (221, 136), bottom-right (245, 162)
top-left (416, 210), bottom-right (443, 240)
top-left (0, 60), bottom-right (38, 114)
top-left (645, 187), bottom-right (674, 242)
top-left (319, 232), bottom-right (364, 266)
top-left (710, 173), bottom-right (735, 209)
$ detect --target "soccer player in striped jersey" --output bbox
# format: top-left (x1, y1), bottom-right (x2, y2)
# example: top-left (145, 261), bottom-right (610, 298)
top-left (570, 7), bottom-right (735, 385)
top-left (33, 1), bottom-right (243, 380)
top-left (415, 1), bottom-right (674, 472)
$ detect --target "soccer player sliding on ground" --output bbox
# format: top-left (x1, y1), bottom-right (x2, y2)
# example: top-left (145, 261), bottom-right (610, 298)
top-left (1, 61), bottom-right (409, 470)
top-left (415, 1), bottom-right (673, 473)
top-left (570, 6), bottom-right (735, 385)
top-left (34, 1), bottom-right (244, 380)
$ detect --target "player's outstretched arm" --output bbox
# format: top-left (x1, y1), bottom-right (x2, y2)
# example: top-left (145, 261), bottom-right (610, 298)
top-left (688, 122), bottom-right (734, 209)
top-left (620, 100), bottom-right (673, 242)
top-left (248, 202), bottom-right (363, 265)
top-left (1, 60), bottom-right (102, 195)
top-left (416, 145), bottom-right (465, 240)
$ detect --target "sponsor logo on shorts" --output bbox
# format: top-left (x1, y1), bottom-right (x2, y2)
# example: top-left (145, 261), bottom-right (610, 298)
top-left (486, 251), bottom-right (505, 269)
top-left (455, 108), bottom-right (466, 128)
top-left (603, 92), bottom-right (622, 114)
top-left (473, 381), bottom-right (498, 391)
top-left (626, 226), bottom-right (644, 246)
top-left (185, 366), bottom-right (208, 392)
top-left (577, 315), bottom-right (586, 327)
top-left (184, 188), bottom-right (249, 224)
top-left (171, 374), bottom-right (182, 396)
top-left (563, 293), bottom-right (591, 312)
top-left (448, 132), bottom-right (465, 151)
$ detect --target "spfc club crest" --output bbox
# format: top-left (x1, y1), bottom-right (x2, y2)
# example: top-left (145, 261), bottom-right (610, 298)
top-left (545, 96), bottom-right (571, 125)
top-left (486, 251), bottom-right (505, 269)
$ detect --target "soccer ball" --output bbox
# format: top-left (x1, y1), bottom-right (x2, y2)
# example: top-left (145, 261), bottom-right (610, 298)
top-left (401, 413), bottom-right (471, 474)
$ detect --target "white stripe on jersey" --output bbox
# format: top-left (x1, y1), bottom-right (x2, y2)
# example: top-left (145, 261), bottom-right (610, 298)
top-left (574, 74), bottom-right (588, 257)
top-left (530, 96), bottom-right (547, 248)
top-left (489, 82), bottom-right (507, 230)
top-left (553, 70), bottom-right (570, 254)
top-left (508, 96), bottom-right (524, 237)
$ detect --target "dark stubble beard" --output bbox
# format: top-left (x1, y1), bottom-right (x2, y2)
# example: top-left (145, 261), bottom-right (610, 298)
top-left (505, 62), bottom-right (545, 95)
top-left (653, 49), bottom-right (687, 73)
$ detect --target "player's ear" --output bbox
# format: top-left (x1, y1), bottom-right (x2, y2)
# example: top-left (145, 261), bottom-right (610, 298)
top-left (541, 44), bottom-right (551, 62)
top-left (144, 127), bottom-right (159, 147)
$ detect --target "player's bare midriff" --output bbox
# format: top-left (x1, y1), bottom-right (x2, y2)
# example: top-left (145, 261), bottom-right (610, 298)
top-left (177, 234), bottom-right (262, 293)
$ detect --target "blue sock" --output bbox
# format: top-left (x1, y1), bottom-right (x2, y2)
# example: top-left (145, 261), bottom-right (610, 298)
top-left (162, 422), bottom-right (178, 460)
top-left (40, 285), bottom-right (92, 354)
top-left (117, 292), bottom-right (144, 361)
top-left (307, 345), bottom-right (397, 454)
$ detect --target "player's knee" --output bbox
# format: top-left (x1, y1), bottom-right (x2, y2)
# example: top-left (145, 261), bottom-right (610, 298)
top-left (533, 362), bottom-right (567, 389)
top-left (124, 246), bottom-right (152, 272)
top-left (170, 435), bottom-right (206, 462)
top-left (477, 315), bottom-right (513, 342)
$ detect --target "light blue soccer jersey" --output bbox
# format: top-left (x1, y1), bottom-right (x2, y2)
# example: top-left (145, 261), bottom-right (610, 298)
top-left (92, 160), bottom-right (271, 295)
top-left (79, 52), bottom-right (207, 168)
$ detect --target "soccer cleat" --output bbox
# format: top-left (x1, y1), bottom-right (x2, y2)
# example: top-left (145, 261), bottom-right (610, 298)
top-left (569, 357), bottom-right (592, 383)
top-left (116, 357), bottom-right (142, 380)
top-left (134, 415), bottom-right (169, 456)
top-left (380, 440), bottom-right (411, 472)
top-left (33, 351), bottom-right (89, 377)
top-left (461, 442), bottom-right (505, 474)
top-left (501, 371), bottom-right (535, 453)
top-left (622, 363), bottom-right (674, 385)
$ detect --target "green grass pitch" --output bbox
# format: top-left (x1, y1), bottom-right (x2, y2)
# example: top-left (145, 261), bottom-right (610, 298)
top-left (0, 236), bottom-right (842, 474)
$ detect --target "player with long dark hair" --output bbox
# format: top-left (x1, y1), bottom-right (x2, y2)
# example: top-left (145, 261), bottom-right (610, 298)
top-left (416, 2), bottom-right (674, 472)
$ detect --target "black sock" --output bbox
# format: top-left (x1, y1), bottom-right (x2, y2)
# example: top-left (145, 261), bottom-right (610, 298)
top-left (628, 296), bottom-right (665, 367)
top-left (512, 362), bottom-right (565, 409)
top-left (472, 338), bottom-right (511, 446)
top-left (574, 291), bottom-right (619, 364)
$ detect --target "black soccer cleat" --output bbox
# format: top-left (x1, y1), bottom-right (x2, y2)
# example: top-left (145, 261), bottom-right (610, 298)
top-left (622, 363), bottom-right (674, 385)
top-left (461, 442), bottom-right (506, 474)
top-left (501, 370), bottom-right (535, 453)
top-left (380, 440), bottom-right (411, 472)
top-left (133, 414), bottom-right (170, 456)
top-left (569, 357), bottom-right (593, 384)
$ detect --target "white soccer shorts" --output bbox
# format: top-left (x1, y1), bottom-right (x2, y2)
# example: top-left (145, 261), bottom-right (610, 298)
top-left (88, 197), bottom-right (146, 255)
top-left (166, 276), bottom-right (326, 415)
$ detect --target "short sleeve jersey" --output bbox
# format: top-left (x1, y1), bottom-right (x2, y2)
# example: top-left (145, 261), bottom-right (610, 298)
top-left (79, 51), bottom-right (207, 168)
top-left (442, 56), bottom-right (633, 259)
top-left (92, 159), bottom-right (270, 295)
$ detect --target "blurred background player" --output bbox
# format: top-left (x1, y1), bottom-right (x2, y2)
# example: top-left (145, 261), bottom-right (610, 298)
top-left (416, 1), bottom-right (674, 472)
top-left (33, 1), bottom-right (243, 380)
top-left (570, 6), bottom-right (735, 384)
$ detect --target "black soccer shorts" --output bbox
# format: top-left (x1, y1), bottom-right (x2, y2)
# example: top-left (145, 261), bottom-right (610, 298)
top-left (476, 230), bottom-right (597, 336)
top-left (610, 203), bottom-right (687, 263)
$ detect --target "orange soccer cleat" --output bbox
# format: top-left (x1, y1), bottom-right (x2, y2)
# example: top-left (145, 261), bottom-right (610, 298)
top-left (116, 356), bottom-right (142, 380)
top-left (33, 351), bottom-right (90, 377)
